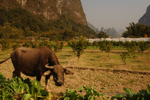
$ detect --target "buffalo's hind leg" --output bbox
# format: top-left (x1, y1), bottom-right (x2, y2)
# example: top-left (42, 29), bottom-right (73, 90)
top-left (12, 70), bottom-right (20, 78)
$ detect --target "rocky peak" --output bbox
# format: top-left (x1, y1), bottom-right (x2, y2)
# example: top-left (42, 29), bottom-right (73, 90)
top-left (138, 5), bottom-right (150, 25)
top-left (15, 0), bottom-right (87, 25)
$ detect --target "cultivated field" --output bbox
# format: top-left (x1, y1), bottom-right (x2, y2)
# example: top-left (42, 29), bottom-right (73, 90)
top-left (0, 48), bottom-right (150, 99)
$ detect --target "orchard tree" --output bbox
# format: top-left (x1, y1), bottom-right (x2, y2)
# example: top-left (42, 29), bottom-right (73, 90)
top-left (68, 36), bottom-right (88, 59)
top-left (97, 31), bottom-right (109, 38)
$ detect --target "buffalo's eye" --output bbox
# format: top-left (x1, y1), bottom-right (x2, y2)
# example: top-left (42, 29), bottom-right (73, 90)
top-left (53, 73), bottom-right (58, 80)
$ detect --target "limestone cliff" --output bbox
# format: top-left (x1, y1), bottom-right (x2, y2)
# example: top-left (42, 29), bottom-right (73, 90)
top-left (138, 5), bottom-right (150, 25)
top-left (0, 0), bottom-right (87, 25)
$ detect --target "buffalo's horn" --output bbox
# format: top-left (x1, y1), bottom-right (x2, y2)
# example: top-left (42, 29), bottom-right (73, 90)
top-left (66, 61), bottom-right (70, 67)
top-left (45, 64), bottom-right (54, 69)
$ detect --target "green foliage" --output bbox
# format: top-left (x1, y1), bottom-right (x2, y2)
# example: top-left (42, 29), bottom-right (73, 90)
top-left (60, 42), bottom-right (64, 49)
top-left (54, 42), bottom-right (60, 52)
top-left (111, 83), bottom-right (150, 100)
top-left (61, 89), bottom-right (83, 100)
top-left (12, 42), bottom-right (20, 50)
top-left (99, 41), bottom-right (113, 53)
top-left (38, 39), bottom-right (49, 47)
top-left (92, 41), bottom-right (99, 48)
top-left (0, 8), bottom-right (97, 39)
top-left (29, 40), bottom-right (38, 48)
top-left (138, 41), bottom-right (150, 53)
top-left (0, 72), bottom-right (51, 100)
top-left (78, 85), bottom-right (105, 100)
top-left (120, 52), bottom-right (128, 65)
top-left (22, 42), bottom-right (30, 47)
top-left (0, 39), bottom-right (10, 51)
top-left (68, 36), bottom-right (88, 59)
top-left (97, 31), bottom-right (109, 38)
top-left (122, 22), bottom-right (150, 37)
top-left (0, 22), bottom-right (23, 39)
top-left (47, 41), bottom-right (56, 48)
top-left (61, 85), bottom-right (105, 100)
top-left (123, 41), bottom-right (137, 58)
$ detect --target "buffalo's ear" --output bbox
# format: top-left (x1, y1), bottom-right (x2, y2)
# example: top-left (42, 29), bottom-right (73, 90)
top-left (64, 68), bottom-right (74, 75)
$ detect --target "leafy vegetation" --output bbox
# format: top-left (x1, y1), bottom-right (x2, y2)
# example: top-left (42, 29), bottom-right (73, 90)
top-left (0, 72), bottom-right (52, 100)
top-left (97, 31), bottom-right (109, 38)
top-left (99, 41), bottom-right (114, 53)
top-left (68, 36), bottom-right (88, 59)
top-left (122, 22), bottom-right (150, 37)
top-left (111, 84), bottom-right (150, 100)
top-left (60, 85), bottom-right (105, 100)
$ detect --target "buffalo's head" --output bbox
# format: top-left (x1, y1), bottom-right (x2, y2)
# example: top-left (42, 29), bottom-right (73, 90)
top-left (45, 65), bottom-right (73, 86)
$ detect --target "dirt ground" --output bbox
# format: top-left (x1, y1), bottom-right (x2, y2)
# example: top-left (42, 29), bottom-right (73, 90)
top-left (0, 59), bottom-right (150, 100)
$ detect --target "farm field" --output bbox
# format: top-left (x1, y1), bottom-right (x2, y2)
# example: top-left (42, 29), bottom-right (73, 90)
top-left (0, 48), bottom-right (150, 99)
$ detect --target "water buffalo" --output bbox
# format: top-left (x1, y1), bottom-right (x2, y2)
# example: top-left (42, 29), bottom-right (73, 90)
top-left (0, 47), bottom-right (73, 87)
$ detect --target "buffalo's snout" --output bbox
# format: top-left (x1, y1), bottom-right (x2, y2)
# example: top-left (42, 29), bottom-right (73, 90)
top-left (56, 82), bottom-right (63, 86)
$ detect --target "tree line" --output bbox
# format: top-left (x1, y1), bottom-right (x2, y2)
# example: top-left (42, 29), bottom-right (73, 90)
top-left (0, 7), bottom-right (97, 40)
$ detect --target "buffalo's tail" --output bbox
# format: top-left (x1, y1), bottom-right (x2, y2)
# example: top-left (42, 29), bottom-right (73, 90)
top-left (0, 57), bottom-right (11, 64)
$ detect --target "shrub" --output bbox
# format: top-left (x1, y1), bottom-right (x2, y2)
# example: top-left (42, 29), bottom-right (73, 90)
top-left (123, 41), bottom-right (136, 57)
top-left (12, 43), bottom-right (20, 50)
top-left (22, 42), bottom-right (30, 47)
top-left (68, 36), bottom-right (87, 59)
top-left (0, 39), bottom-right (10, 51)
top-left (99, 41), bottom-right (113, 53)
top-left (138, 41), bottom-right (150, 53)
top-left (60, 42), bottom-right (63, 49)
top-left (120, 52), bottom-right (128, 65)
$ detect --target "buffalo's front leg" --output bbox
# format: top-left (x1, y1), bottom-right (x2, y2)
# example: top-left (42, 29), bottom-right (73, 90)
top-left (45, 73), bottom-right (52, 92)
top-left (12, 70), bottom-right (20, 78)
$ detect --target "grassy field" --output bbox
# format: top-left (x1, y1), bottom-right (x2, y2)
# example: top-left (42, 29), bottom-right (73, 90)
top-left (0, 47), bottom-right (150, 99)
top-left (56, 48), bottom-right (150, 71)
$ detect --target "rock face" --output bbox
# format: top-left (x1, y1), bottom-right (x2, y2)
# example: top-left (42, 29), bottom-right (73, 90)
top-left (138, 5), bottom-right (150, 25)
top-left (0, 0), bottom-right (87, 25)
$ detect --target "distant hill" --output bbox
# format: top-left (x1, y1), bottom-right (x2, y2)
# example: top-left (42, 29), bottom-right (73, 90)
top-left (87, 22), bottom-right (99, 33)
top-left (99, 27), bottom-right (120, 38)
top-left (117, 29), bottom-right (125, 36)
top-left (138, 5), bottom-right (150, 25)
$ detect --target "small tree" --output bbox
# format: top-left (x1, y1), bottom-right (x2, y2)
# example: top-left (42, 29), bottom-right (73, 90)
top-left (138, 41), bottom-right (150, 53)
top-left (120, 52), bottom-right (128, 65)
top-left (99, 41), bottom-right (113, 53)
top-left (68, 36), bottom-right (87, 59)
top-left (60, 42), bottom-right (63, 49)
top-left (123, 41), bottom-right (137, 58)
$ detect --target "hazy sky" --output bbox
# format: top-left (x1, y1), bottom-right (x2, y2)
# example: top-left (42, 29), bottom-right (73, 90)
top-left (80, 0), bottom-right (150, 31)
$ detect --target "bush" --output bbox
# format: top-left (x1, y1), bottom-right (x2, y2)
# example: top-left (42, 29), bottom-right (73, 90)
top-left (123, 41), bottom-right (137, 57)
top-left (138, 41), bottom-right (150, 53)
top-left (12, 43), bottom-right (20, 50)
top-left (0, 39), bottom-right (10, 51)
top-left (68, 36), bottom-right (87, 59)
top-left (22, 42), bottom-right (30, 47)
top-left (99, 41), bottom-right (113, 53)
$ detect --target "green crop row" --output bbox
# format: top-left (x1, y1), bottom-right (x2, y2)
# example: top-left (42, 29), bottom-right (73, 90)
top-left (0, 72), bottom-right (52, 100)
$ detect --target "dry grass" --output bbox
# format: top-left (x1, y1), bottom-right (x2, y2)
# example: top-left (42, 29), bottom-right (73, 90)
top-left (0, 48), bottom-right (150, 99)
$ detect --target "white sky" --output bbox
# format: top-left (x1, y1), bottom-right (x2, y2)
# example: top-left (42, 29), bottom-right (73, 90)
top-left (81, 0), bottom-right (150, 31)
